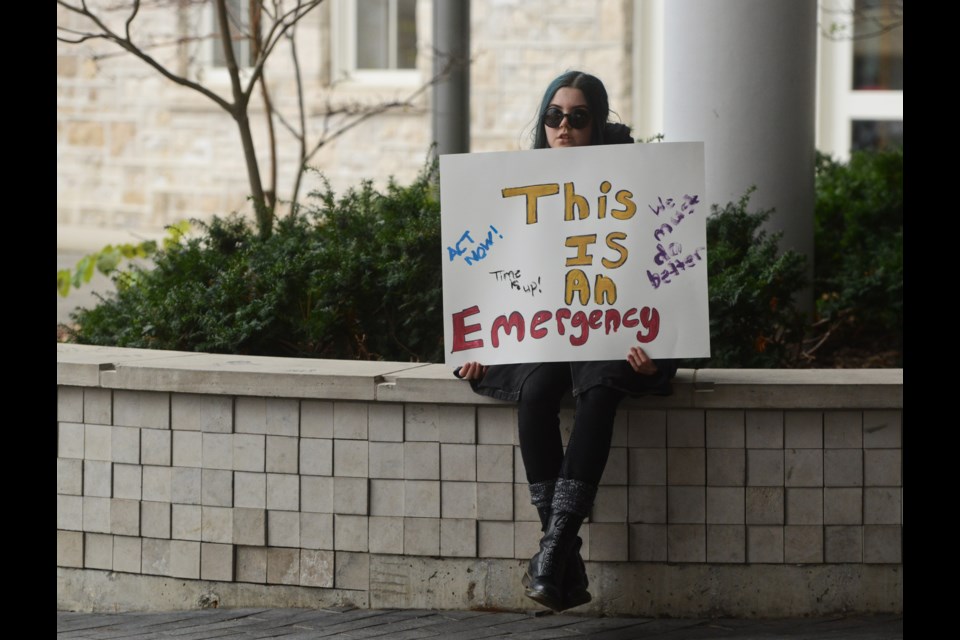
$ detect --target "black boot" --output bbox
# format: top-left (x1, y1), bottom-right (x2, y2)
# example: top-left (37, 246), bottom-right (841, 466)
top-left (524, 478), bottom-right (595, 611)
top-left (522, 482), bottom-right (592, 610)
top-left (521, 507), bottom-right (553, 586)
top-left (522, 481), bottom-right (555, 592)
top-left (524, 510), bottom-right (585, 611)
top-left (521, 505), bottom-right (592, 610)
top-left (564, 536), bottom-right (592, 609)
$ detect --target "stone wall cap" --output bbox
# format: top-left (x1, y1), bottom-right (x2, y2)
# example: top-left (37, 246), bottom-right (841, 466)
top-left (695, 368), bottom-right (902, 385)
top-left (58, 345), bottom-right (903, 408)
top-left (378, 363), bottom-right (509, 404)
top-left (685, 368), bottom-right (903, 409)
top-left (57, 344), bottom-right (429, 400)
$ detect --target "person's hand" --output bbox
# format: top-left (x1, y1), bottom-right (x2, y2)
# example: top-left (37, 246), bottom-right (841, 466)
top-left (457, 361), bottom-right (488, 381)
top-left (627, 346), bottom-right (658, 375)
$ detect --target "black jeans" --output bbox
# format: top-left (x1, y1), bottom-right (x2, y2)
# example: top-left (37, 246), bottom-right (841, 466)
top-left (517, 362), bottom-right (626, 487)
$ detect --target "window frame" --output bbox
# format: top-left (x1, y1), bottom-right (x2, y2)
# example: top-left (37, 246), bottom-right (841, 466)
top-left (194, 0), bottom-right (255, 87)
top-left (211, 0), bottom-right (255, 70)
top-left (331, 0), bottom-right (420, 86)
top-left (816, 0), bottom-right (903, 158)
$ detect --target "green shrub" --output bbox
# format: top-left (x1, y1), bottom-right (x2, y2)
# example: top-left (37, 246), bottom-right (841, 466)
top-left (57, 221), bottom-right (191, 297)
top-left (70, 150), bottom-right (900, 369)
top-left (70, 175), bottom-right (810, 368)
top-left (814, 148), bottom-right (903, 354)
top-left (684, 190), bottom-right (808, 368)
top-left (70, 165), bottom-right (444, 362)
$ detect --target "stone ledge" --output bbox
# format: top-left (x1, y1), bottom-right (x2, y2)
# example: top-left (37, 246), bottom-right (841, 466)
top-left (684, 369), bottom-right (904, 410)
top-left (58, 345), bottom-right (431, 401)
top-left (60, 345), bottom-right (903, 409)
top-left (377, 364), bottom-right (506, 404)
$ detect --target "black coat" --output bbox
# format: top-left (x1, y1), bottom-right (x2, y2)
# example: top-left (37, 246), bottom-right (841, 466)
top-left (467, 124), bottom-right (678, 403)
top-left (468, 359), bottom-right (678, 402)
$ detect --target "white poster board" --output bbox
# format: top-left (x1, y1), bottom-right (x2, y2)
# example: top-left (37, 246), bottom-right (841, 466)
top-left (440, 142), bottom-right (710, 366)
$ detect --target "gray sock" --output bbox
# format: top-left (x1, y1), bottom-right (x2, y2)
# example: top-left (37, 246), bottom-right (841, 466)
top-left (551, 478), bottom-right (597, 518)
top-left (528, 479), bottom-right (556, 510)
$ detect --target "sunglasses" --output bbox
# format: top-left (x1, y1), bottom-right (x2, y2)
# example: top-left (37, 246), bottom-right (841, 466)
top-left (543, 106), bottom-right (591, 130)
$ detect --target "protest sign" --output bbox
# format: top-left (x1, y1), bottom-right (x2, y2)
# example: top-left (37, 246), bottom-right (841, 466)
top-left (440, 142), bottom-right (709, 366)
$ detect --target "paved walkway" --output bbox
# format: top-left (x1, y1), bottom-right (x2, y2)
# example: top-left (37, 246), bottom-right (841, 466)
top-left (57, 608), bottom-right (902, 639)
top-left (57, 249), bottom-right (122, 327)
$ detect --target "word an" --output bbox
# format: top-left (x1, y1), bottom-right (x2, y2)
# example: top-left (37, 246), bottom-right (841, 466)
top-left (451, 304), bottom-right (660, 350)
top-left (563, 232), bottom-right (629, 305)
top-left (447, 225), bottom-right (504, 266)
top-left (502, 181), bottom-right (637, 225)
top-left (566, 270), bottom-right (617, 305)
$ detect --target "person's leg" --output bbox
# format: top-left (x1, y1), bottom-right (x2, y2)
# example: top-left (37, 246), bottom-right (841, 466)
top-left (517, 363), bottom-right (592, 609)
top-left (525, 385), bottom-right (626, 610)
top-left (524, 476), bottom-right (596, 610)
top-left (559, 385), bottom-right (626, 485)
top-left (517, 362), bottom-right (570, 486)
top-left (518, 361), bottom-right (568, 581)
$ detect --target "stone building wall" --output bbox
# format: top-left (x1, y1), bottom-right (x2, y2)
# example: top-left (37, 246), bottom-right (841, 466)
top-left (57, 1), bottom-right (637, 244)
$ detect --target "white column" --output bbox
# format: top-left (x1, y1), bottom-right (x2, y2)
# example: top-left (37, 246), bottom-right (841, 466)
top-left (663, 0), bottom-right (817, 273)
top-left (632, 0), bottom-right (665, 142)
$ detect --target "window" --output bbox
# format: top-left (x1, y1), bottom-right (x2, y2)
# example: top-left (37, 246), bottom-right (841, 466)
top-left (851, 0), bottom-right (903, 91)
top-left (816, 0), bottom-right (903, 158)
top-left (852, 119), bottom-right (903, 152)
top-left (333, 0), bottom-right (419, 83)
top-left (848, 0), bottom-right (902, 151)
top-left (212, 0), bottom-right (254, 69)
top-left (355, 0), bottom-right (417, 70)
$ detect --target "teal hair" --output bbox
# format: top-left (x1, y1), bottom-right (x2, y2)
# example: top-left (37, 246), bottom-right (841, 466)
top-left (532, 71), bottom-right (611, 149)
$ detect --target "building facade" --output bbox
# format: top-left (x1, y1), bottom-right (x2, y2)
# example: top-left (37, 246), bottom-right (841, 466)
top-left (56, 0), bottom-right (903, 246)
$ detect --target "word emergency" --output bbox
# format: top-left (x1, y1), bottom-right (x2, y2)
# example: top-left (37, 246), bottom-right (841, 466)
top-left (450, 304), bottom-right (660, 351)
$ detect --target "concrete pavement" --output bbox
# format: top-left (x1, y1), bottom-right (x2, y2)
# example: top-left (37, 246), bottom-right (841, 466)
top-left (57, 607), bottom-right (903, 639)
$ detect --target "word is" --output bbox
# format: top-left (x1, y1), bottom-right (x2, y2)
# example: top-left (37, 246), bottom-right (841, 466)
top-left (564, 231), bottom-right (629, 304)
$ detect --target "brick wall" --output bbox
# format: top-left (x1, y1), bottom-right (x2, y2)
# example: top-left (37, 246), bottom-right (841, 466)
top-left (57, 344), bottom-right (903, 615)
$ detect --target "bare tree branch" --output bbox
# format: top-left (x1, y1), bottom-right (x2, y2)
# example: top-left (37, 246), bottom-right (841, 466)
top-left (820, 0), bottom-right (903, 41)
top-left (304, 54), bottom-right (465, 165)
top-left (59, 0), bottom-right (474, 236)
top-left (57, 29), bottom-right (108, 44)
top-left (251, 0), bottom-right (278, 212)
top-left (211, 0), bottom-right (271, 235)
top-left (285, 21), bottom-right (309, 211)
top-left (124, 0), bottom-right (141, 40)
top-left (57, 0), bottom-right (233, 112)
top-left (239, 1), bottom-right (323, 102)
